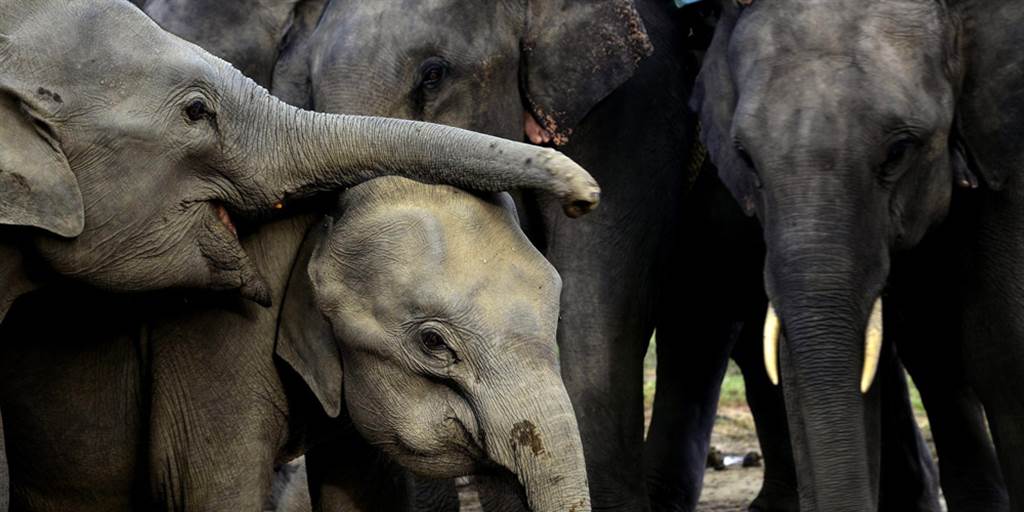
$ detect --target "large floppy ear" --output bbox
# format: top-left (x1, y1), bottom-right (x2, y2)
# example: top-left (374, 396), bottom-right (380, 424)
top-left (275, 219), bottom-right (343, 418)
top-left (949, 0), bottom-right (1024, 191)
top-left (270, 0), bottom-right (328, 108)
top-left (521, 0), bottom-right (653, 145)
top-left (0, 77), bottom-right (84, 237)
top-left (691, 3), bottom-right (758, 216)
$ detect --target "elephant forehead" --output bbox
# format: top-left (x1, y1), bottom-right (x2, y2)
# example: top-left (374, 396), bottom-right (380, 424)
top-left (734, 0), bottom-right (946, 69)
top-left (6, 1), bottom-right (221, 104)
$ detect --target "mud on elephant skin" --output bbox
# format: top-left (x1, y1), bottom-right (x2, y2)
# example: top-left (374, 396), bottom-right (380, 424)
top-left (0, 177), bottom-right (591, 512)
top-left (694, 0), bottom-right (1023, 509)
top-left (0, 0), bottom-right (601, 324)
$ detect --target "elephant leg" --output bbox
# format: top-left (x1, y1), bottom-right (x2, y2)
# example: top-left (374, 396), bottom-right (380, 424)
top-left (731, 313), bottom-right (800, 512)
top-left (875, 340), bottom-right (942, 512)
top-left (643, 314), bottom-right (735, 512)
top-left (644, 165), bottom-right (769, 512)
top-left (956, 188), bottom-right (1024, 511)
top-left (888, 245), bottom-right (1008, 512)
top-left (147, 310), bottom-right (290, 511)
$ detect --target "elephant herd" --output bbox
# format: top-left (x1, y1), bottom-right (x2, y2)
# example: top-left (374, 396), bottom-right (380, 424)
top-left (1, 0), bottom-right (1023, 511)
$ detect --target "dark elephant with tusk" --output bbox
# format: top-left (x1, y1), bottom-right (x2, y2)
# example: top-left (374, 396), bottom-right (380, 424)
top-left (0, 176), bottom-right (593, 512)
top-left (693, 0), bottom-right (1024, 509)
top-left (0, 0), bottom-right (600, 322)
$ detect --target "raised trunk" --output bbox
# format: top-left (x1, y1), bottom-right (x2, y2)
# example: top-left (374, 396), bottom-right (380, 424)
top-left (481, 369), bottom-right (591, 512)
top-left (236, 90), bottom-right (600, 218)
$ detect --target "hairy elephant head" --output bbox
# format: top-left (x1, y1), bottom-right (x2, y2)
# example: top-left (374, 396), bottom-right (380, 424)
top-left (271, 0), bottom-right (652, 145)
top-left (276, 177), bottom-right (590, 512)
top-left (0, 0), bottom-right (600, 307)
top-left (694, 0), bottom-right (1022, 509)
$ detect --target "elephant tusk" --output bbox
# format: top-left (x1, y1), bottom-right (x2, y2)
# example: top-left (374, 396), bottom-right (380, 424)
top-left (860, 298), bottom-right (883, 394)
top-left (763, 303), bottom-right (780, 386)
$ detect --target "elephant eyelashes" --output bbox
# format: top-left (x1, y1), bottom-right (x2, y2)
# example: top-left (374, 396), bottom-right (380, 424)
top-left (184, 99), bottom-right (213, 122)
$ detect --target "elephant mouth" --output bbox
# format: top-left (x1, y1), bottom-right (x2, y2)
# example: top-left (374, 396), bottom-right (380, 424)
top-left (213, 203), bottom-right (238, 239)
top-left (196, 200), bottom-right (271, 306)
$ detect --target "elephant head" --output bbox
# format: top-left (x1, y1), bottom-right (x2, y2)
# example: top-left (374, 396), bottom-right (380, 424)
top-left (0, 0), bottom-right (599, 312)
top-left (142, 0), bottom-right (302, 87)
top-left (271, 0), bottom-right (652, 145)
top-left (694, 0), bottom-right (1022, 509)
top-left (276, 177), bottom-right (589, 512)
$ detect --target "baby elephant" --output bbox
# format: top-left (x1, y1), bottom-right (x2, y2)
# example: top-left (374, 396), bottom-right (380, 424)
top-left (0, 177), bottom-right (589, 512)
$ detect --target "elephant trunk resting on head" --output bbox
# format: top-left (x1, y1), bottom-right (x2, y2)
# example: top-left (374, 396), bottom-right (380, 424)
top-left (142, 0), bottom-right (659, 508)
top-left (695, 0), bottom-right (1023, 509)
top-left (0, 0), bottom-right (600, 322)
top-left (0, 176), bottom-right (591, 512)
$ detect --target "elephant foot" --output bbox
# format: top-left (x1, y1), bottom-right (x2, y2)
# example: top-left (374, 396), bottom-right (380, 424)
top-left (748, 484), bottom-right (799, 512)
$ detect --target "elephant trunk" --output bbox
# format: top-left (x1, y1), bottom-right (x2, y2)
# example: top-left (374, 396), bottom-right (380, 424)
top-left (480, 369), bottom-right (591, 512)
top-left (762, 212), bottom-right (889, 511)
top-left (237, 91), bottom-right (599, 217)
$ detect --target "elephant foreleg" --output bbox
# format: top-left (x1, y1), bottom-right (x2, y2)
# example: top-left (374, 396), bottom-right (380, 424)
top-left (888, 241), bottom-right (1008, 512)
top-left (956, 186), bottom-right (1024, 511)
top-left (731, 313), bottom-right (800, 512)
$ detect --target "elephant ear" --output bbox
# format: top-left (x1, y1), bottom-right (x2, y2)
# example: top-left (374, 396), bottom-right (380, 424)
top-left (691, 4), bottom-right (758, 216)
top-left (270, 0), bottom-right (329, 108)
top-left (0, 80), bottom-right (84, 237)
top-left (521, 0), bottom-right (653, 145)
top-left (950, 0), bottom-right (1024, 191)
top-left (276, 220), bottom-right (343, 418)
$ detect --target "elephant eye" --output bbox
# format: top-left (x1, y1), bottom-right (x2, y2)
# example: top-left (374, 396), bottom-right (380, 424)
top-left (184, 99), bottom-right (212, 122)
top-left (420, 330), bottom-right (449, 352)
top-left (419, 58), bottom-right (449, 91)
top-left (418, 327), bottom-right (460, 365)
top-left (884, 138), bottom-right (916, 168)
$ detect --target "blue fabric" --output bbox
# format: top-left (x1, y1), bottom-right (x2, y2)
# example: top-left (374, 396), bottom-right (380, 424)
top-left (674, 0), bottom-right (705, 6)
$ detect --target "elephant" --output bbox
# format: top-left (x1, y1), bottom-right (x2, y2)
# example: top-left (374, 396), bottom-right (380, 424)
top-left (693, 0), bottom-right (1023, 509)
top-left (0, 175), bottom-right (592, 512)
top-left (0, 0), bottom-right (601, 323)
top-left (141, 0), bottom-right (680, 509)
top-left (645, 132), bottom-right (945, 512)
top-left (266, 0), bottom-right (706, 509)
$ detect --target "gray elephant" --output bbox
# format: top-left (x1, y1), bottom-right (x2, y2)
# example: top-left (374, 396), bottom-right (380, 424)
top-left (0, 3), bottom-right (600, 510)
top-left (0, 176), bottom-right (591, 512)
top-left (694, 0), bottom-right (1023, 510)
top-left (0, 0), bottom-right (600, 322)
top-left (141, 0), bottom-right (667, 508)
top-left (264, 1), bottom-right (699, 509)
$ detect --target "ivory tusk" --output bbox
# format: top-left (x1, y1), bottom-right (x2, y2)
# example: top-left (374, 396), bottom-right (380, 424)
top-left (763, 303), bottom-right (780, 386)
top-left (860, 298), bottom-right (883, 394)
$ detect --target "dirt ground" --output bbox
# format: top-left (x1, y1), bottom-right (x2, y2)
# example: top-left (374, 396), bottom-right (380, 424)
top-left (697, 405), bottom-right (766, 511)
